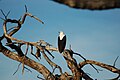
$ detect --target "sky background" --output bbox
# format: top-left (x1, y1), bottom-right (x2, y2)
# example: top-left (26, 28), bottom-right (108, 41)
top-left (0, 0), bottom-right (120, 80)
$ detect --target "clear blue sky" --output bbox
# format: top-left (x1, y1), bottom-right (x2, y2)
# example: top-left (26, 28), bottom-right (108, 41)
top-left (0, 0), bottom-right (120, 80)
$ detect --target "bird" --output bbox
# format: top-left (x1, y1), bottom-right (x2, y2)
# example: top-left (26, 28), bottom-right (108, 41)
top-left (58, 31), bottom-right (66, 53)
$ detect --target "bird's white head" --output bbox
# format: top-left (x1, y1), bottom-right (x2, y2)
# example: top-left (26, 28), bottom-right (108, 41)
top-left (59, 31), bottom-right (65, 40)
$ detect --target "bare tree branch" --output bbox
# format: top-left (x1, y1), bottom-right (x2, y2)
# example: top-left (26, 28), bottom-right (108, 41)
top-left (79, 60), bottom-right (120, 75)
top-left (13, 62), bottom-right (21, 75)
top-left (0, 42), bottom-right (55, 79)
top-left (63, 50), bottom-right (93, 80)
top-left (53, 0), bottom-right (120, 10)
top-left (113, 56), bottom-right (119, 67)
top-left (0, 6), bottom-right (120, 80)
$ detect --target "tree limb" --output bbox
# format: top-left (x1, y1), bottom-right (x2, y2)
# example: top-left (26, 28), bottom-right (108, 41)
top-left (0, 42), bottom-right (55, 79)
top-left (1, 5), bottom-right (120, 80)
top-left (79, 60), bottom-right (120, 75)
top-left (63, 50), bottom-right (93, 80)
top-left (53, 0), bottom-right (120, 10)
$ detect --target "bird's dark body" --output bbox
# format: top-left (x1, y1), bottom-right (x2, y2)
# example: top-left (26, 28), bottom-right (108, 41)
top-left (58, 35), bottom-right (66, 53)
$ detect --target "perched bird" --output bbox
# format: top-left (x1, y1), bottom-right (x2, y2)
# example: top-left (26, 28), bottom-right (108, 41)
top-left (58, 31), bottom-right (66, 53)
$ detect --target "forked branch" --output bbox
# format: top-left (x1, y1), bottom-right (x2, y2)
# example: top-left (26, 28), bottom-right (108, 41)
top-left (0, 5), bottom-right (120, 80)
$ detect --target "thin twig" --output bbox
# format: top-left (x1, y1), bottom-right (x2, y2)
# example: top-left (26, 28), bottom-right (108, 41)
top-left (13, 62), bottom-right (21, 75)
top-left (30, 45), bottom-right (40, 60)
top-left (25, 13), bottom-right (44, 24)
top-left (79, 60), bottom-right (120, 74)
top-left (74, 52), bottom-right (99, 73)
top-left (0, 16), bottom-right (5, 20)
top-left (113, 56), bottom-right (119, 67)
top-left (6, 10), bottom-right (10, 18)
top-left (25, 5), bottom-right (28, 13)
top-left (0, 9), bottom-right (6, 19)
top-left (0, 10), bottom-right (10, 19)
top-left (74, 52), bottom-right (86, 61)
top-left (24, 66), bottom-right (32, 73)
top-left (22, 43), bottom-right (29, 74)
top-left (45, 48), bottom-right (54, 59)
top-left (37, 75), bottom-right (45, 80)
top-left (41, 50), bottom-right (62, 74)
top-left (7, 27), bottom-right (18, 32)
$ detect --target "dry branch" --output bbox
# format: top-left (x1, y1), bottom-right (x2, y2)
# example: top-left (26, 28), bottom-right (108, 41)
top-left (63, 50), bottom-right (93, 80)
top-left (0, 6), bottom-right (120, 80)
top-left (53, 0), bottom-right (120, 10)
top-left (0, 6), bottom-right (62, 80)
top-left (0, 43), bottom-right (55, 79)
top-left (79, 60), bottom-right (120, 74)
top-left (0, 6), bottom-right (56, 79)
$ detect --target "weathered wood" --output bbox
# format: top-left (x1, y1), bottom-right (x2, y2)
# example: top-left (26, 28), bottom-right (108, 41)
top-left (0, 6), bottom-right (120, 79)
top-left (62, 50), bottom-right (93, 80)
top-left (53, 0), bottom-right (120, 10)
top-left (79, 60), bottom-right (120, 74)
top-left (0, 43), bottom-right (55, 79)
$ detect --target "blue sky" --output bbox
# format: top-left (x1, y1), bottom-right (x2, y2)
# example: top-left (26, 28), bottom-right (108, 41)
top-left (0, 0), bottom-right (120, 80)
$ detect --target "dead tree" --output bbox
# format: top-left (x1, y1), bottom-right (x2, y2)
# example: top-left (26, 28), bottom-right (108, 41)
top-left (0, 6), bottom-right (120, 80)
top-left (53, 0), bottom-right (120, 10)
